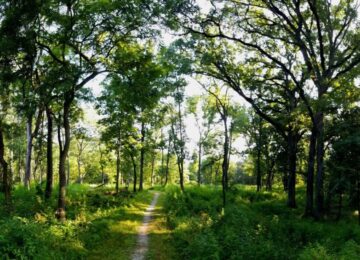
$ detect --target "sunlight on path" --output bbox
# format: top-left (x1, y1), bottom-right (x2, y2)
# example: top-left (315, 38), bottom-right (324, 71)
top-left (132, 192), bottom-right (160, 260)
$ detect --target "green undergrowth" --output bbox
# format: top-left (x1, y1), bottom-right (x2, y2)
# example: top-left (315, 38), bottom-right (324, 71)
top-left (0, 184), bottom-right (151, 259)
top-left (163, 185), bottom-right (360, 260)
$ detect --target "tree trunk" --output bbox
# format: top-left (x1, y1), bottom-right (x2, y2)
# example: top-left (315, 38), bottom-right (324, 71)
top-left (256, 145), bottom-right (262, 192)
top-left (177, 156), bottom-right (184, 191)
top-left (287, 133), bottom-right (297, 208)
top-left (66, 156), bottom-right (70, 186)
top-left (131, 153), bottom-right (137, 192)
top-left (177, 103), bottom-right (185, 192)
top-left (24, 115), bottom-right (33, 189)
top-left (315, 112), bottom-right (325, 218)
top-left (116, 145), bottom-right (120, 194)
top-left (357, 172), bottom-right (360, 225)
top-left (139, 121), bottom-right (145, 191)
top-left (0, 126), bottom-right (11, 209)
top-left (197, 141), bottom-right (202, 185)
top-left (45, 107), bottom-right (53, 200)
top-left (56, 95), bottom-right (73, 221)
top-left (77, 156), bottom-right (82, 184)
top-left (266, 160), bottom-right (275, 191)
top-left (222, 116), bottom-right (229, 206)
top-left (336, 192), bottom-right (343, 221)
top-left (164, 146), bottom-right (170, 186)
top-left (256, 118), bottom-right (263, 192)
top-left (164, 134), bottom-right (172, 186)
top-left (305, 127), bottom-right (317, 217)
top-left (161, 147), bottom-right (164, 185)
top-left (151, 153), bottom-right (155, 187)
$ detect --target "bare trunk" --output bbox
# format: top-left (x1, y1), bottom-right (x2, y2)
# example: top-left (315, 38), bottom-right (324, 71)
top-left (336, 192), bottom-right (343, 221)
top-left (305, 127), bottom-right (317, 217)
top-left (131, 153), bottom-right (137, 192)
top-left (116, 146), bottom-right (120, 194)
top-left (256, 145), bottom-right (262, 192)
top-left (56, 95), bottom-right (73, 221)
top-left (24, 115), bottom-right (33, 189)
top-left (315, 112), bottom-right (325, 218)
top-left (45, 107), bottom-right (53, 200)
top-left (161, 147), bottom-right (164, 185)
top-left (164, 146), bottom-right (170, 186)
top-left (139, 121), bottom-right (145, 191)
top-left (222, 117), bottom-right (229, 206)
top-left (151, 153), bottom-right (155, 186)
top-left (358, 172), bottom-right (360, 225)
top-left (66, 156), bottom-right (70, 186)
top-left (0, 126), bottom-right (11, 209)
top-left (77, 156), bottom-right (82, 184)
top-left (287, 133), bottom-right (297, 208)
top-left (197, 141), bottom-right (202, 185)
top-left (178, 103), bottom-right (185, 191)
top-left (265, 160), bottom-right (275, 191)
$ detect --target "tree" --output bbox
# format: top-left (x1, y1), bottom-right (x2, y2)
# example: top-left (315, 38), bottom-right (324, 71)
top-left (202, 83), bottom-right (232, 206)
top-left (170, 82), bottom-right (187, 191)
top-left (186, 95), bottom-right (213, 185)
top-left (73, 126), bottom-right (90, 184)
top-left (171, 0), bottom-right (360, 216)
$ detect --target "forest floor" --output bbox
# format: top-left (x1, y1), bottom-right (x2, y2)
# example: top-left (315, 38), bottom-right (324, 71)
top-left (1, 184), bottom-right (360, 259)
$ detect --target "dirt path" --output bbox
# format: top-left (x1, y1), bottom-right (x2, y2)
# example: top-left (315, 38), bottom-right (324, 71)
top-left (131, 192), bottom-right (160, 260)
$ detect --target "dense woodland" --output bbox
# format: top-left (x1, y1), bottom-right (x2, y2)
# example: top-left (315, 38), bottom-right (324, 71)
top-left (0, 0), bottom-right (360, 259)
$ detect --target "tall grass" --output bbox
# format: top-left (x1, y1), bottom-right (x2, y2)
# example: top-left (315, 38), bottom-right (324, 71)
top-left (163, 185), bottom-right (360, 260)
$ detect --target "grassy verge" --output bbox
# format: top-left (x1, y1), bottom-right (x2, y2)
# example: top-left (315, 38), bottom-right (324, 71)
top-left (0, 184), bottom-right (153, 259)
top-left (163, 185), bottom-right (360, 260)
top-left (146, 192), bottom-right (178, 260)
top-left (86, 191), bottom-right (154, 260)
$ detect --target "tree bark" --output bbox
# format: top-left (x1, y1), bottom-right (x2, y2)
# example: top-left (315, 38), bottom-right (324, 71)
top-left (265, 160), bottom-right (275, 191)
top-left (77, 155), bottom-right (82, 184)
top-left (66, 156), bottom-right (70, 186)
top-left (139, 121), bottom-right (145, 191)
top-left (197, 141), bottom-right (202, 185)
top-left (0, 126), bottom-right (11, 208)
top-left (222, 116), bottom-right (229, 206)
top-left (161, 147), bottom-right (164, 185)
top-left (24, 115), bottom-right (33, 189)
top-left (131, 153), bottom-right (137, 192)
top-left (256, 141), bottom-right (262, 192)
top-left (151, 152), bottom-right (155, 187)
top-left (116, 145), bottom-right (120, 194)
top-left (305, 127), bottom-right (317, 217)
top-left (45, 106), bottom-right (53, 200)
top-left (287, 133), bottom-right (297, 208)
top-left (357, 172), bottom-right (360, 225)
top-left (177, 103), bottom-right (185, 192)
top-left (164, 140), bottom-right (171, 187)
top-left (315, 112), bottom-right (325, 218)
top-left (56, 94), bottom-right (73, 221)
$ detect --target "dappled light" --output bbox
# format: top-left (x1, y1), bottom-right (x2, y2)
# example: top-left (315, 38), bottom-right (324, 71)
top-left (1, 0), bottom-right (360, 259)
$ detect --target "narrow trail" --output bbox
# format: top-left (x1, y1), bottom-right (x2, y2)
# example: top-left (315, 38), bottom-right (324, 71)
top-left (132, 192), bottom-right (160, 260)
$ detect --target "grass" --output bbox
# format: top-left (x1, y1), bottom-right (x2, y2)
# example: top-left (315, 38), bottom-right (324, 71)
top-left (0, 184), bottom-right (174, 259)
top-left (4, 183), bottom-right (358, 259)
top-left (87, 191), bottom-right (154, 260)
top-left (146, 193), bottom-right (179, 260)
top-left (163, 184), bottom-right (360, 260)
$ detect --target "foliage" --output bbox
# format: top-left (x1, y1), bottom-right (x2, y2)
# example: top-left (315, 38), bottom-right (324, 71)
top-left (164, 185), bottom-right (360, 260)
top-left (0, 184), bottom-right (147, 259)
